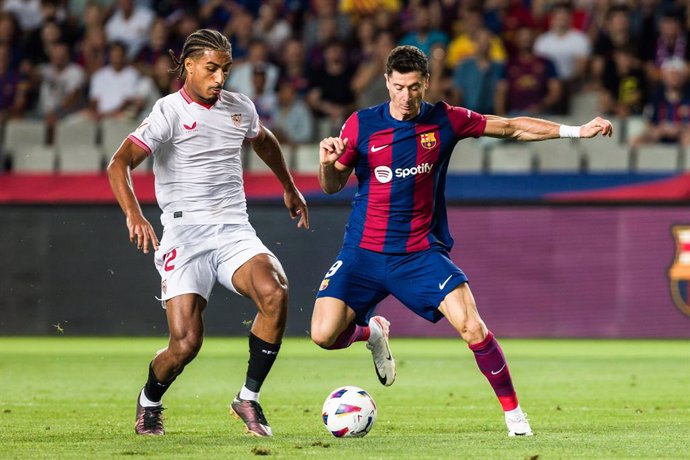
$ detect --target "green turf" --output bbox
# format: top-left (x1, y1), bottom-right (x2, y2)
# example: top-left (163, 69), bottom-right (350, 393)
top-left (0, 337), bottom-right (688, 459)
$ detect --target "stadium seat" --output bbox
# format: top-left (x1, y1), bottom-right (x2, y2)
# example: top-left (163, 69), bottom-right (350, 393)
top-left (12, 144), bottom-right (56, 173)
top-left (244, 144), bottom-right (294, 173)
top-left (683, 147), bottom-right (690, 171)
top-left (634, 144), bottom-right (681, 172)
top-left (533, 139), bottom-right (581, 172)
top-left (2, 119), bottom-right (46, 164)
top-left (101, 119), bottom-right (149, 174)
top-left (624, 116), bottom-right (647, 144)
top-left (55, 118), bottom-right (101, 172)
top-left (487, 142), bottom-right (534, 173)
top-left (569, 90), bottom-right (600, 124)
top-left (448, 138), bottom-right (485, 173)
top-left (583, 142), bottom-right (631, 172)
top-left (293, 143), bottom-right (320, 173)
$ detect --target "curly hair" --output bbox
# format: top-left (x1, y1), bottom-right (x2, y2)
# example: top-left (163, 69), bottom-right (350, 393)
top-left (169, 29), bottom-right (232, 79)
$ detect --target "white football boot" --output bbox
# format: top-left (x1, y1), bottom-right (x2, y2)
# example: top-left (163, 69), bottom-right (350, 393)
top-left (366, 316), bottom-right (396, 386)
top-left (505, 406), bottom-right (533, 437)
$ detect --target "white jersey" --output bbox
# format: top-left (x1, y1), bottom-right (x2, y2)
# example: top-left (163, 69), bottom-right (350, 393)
top-left (128, 88), bottom-right (261, 227)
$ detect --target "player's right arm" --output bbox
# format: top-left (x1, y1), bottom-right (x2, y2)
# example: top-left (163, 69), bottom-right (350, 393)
top-left (107, 139), bottom-right (159, 253)
top-left (319, 137), bottom-right (354, 194)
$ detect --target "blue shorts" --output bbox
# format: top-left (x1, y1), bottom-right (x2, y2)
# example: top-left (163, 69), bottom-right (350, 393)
top-left (316, 245), bottom-right (468, 326)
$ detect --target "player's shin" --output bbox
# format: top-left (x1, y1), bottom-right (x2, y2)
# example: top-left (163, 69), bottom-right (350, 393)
top-left (324, 321), bottom-right (370, 349)
top-left (469, 331), bottom-right (519, 411)
top-left (240, 333), bottom-right (281, 401)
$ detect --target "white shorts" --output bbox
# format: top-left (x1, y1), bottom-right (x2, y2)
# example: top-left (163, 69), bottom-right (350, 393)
top-left (154, 223), bottom-right (277, 301)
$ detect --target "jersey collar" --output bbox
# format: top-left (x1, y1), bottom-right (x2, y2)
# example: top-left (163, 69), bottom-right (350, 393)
top-left (179, 86), bottom-right (218, 110)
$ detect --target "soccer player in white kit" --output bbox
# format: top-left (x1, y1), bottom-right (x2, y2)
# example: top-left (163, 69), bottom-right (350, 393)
top-left (107, 29), bottom-right (309, 437)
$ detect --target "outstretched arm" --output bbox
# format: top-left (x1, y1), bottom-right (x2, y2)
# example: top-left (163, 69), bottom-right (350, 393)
top-left (251, 126), bottom-right (309, 229)
top-left (107, 139), bottom-right (159, 253)
top-left (318, 137), bottom-right (354, 194)
top-left (483, 115), bottom-right (613, 141)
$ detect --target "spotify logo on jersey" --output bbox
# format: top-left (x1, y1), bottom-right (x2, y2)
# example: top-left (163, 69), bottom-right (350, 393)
top-left (374, 166), bottom-right (393, 183)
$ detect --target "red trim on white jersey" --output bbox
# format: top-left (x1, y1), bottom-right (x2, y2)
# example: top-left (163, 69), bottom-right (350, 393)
top-left (179, 87), bottom-right (215, 110)
top-left (127, 134), bottom-right (152, 156)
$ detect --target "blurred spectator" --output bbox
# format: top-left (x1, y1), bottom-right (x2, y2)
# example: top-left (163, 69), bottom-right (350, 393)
top-left (75, 26), bottom-right (107, 77)
top-left (351, 30), bottom-right (396, 108)
top-left (253, 3), bottom-right (291, 58)
top-left (104, 0), bottom-right (155, 59)
top-left (349, 16), bottom-right (377, 65)
top-left (198, 0), bottom-right (233, 32)
top-left (37, 41), bottom-right (86, 143)
top-left (630, 58), bottom-right (690, 148)
top-left (3, 0), bottom-right (42, 32)
top-left (483, 0), bottom-right (535, 48)
top-left (591, 5), bottom-right (637, 83)
top-left (399, 4), bottom-right (449, 58)
top-left (643, 9), bottom-right (689, 83)
top-left (277, 38), bottom-right (310, 96)
top-left (249, 63), bottom-right (278, 129)
top-left (598, 45), bottom-right (647, 117)
top-left (223, 7), bottom-right (254, 62)
top-left (87, 41), bottom-right (140, 120)
top-left (224, 39), bottom-right (279, 98)
top-left (339, 0), bottom-right (401, 22)
top-left (272, 82), bottom-right (314, 145)
top-left (305, 15), bottom-right (339, 71)
top-left (307, 39), bottom-right (356, 138)
top-left (446, 7), bottom-right (506, 70)
top-left (304, 0), bottom-right (350, 50)
top-left (0, 43), bottom-right (30, 122)
top-left (533, 2), bottom-right (591, 83)
top-left (0, 13), bottom-right (23, 68)
top-left (495, 25), bottom-right (561, 116)
top-left (452, 29), bottom-right (505, 114)
top-left (24, 18), bottom-right (63, 65)
top-left (426, 43), bottom-right (454, 104)
top-left (132, 54), bottom-right (180, 118)
top-left (135, 17), bottom-right (173, 74)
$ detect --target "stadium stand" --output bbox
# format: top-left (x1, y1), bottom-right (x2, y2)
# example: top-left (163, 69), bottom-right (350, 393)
top-left (634, 144), bottom-right (681, 172)
top-left (101, 119), bottom-right (151, 173)
top-left (2, 119), bottom-right (47, 171)
top-left (448, 138), bottom-right (485, 173)
top-left (55, 118), bottom-right (100, 172)
top-left (487, 142), bottom-right (534, 173)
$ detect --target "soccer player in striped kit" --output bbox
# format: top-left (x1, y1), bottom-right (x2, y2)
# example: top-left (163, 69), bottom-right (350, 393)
top-left (108, 29), bottom-right (308, 437)
top-left (311, 45), bottom-right (612, 436)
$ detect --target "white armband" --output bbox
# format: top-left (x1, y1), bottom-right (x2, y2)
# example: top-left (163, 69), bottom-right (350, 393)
top-left (559, 125), bottom-right (581, 138)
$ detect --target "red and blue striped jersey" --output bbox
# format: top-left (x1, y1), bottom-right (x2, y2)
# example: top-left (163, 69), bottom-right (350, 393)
top-left (337, 101), bottom-right (486, 254)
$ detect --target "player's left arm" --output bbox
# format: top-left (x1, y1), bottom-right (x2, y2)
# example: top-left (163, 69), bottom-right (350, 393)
top-left (483, 115), bottom-right (613, 141)
top-left (251, 125), bottom-right (309, 229)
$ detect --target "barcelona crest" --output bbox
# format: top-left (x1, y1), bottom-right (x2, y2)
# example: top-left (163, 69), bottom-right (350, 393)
top-left (420, 132), bottom-right (437, 149)
top-left (668, 226), bottom-right (690, 317)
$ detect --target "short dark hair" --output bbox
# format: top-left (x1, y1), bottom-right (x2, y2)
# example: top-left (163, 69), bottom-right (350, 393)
top-left (386, 45), bottom-right (429, 77)
top-left (169, 28), bottom-right (232, 79)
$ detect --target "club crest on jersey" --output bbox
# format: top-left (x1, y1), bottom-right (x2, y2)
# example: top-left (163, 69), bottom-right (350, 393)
top-left (420, 132), bottom-right (437, 149)
top-left (319, 278), bottom-right (329, 291)
top-left (231, 113), bottom-right (242, 127)
top-left (668, 226), bottom-right (690, 317)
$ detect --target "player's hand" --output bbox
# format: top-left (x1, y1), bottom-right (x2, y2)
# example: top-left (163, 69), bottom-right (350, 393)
top-left (320, 137), bottom-right (348, 167)
top-left (284, 187), bottom-right (309, 229)
top-left (580, 117), bottom-right (613, 138)
top-left (126, 213), bottom-right (159, 253)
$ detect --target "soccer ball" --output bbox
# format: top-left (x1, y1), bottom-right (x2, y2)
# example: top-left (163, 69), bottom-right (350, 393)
top-left (321, 386), bottom-right (377, 437)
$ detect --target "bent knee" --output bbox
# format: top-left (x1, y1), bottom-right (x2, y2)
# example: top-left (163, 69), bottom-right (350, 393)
top-left (311, 327), bottom-right (336, 349)
top-left (460, 320), bottom-right (487, 344)
top-left (169, 335), bottom-right (203, 363)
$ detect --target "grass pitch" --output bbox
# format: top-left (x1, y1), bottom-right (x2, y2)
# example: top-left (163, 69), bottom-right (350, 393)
top-left (0, 337), bottom-right (688, 459)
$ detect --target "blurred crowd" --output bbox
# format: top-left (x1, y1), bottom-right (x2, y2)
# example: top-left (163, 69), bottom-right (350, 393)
top-left (1, 0), bottom-right (690, 165)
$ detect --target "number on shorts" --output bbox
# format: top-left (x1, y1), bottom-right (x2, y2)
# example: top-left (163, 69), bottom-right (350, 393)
top-left (164, 248), bottom-right (177, 272)
top-left (325, 260), bottom-right (343, 278)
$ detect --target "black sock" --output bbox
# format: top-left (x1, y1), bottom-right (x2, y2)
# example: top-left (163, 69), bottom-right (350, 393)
top-left (143, 363), bottom-right (174, 403)
top-left (245, 333), bottom-right (281, 393)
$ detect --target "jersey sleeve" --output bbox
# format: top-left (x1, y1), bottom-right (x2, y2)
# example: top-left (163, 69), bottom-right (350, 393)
top-left (335, 112), bottom-right (360, 167)
top-left (127, 99), bottom-right (173, 155)
top-left (240, 94), bottom-right (262, 140)
top-left (444, 102), bottom-right (487, 139)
